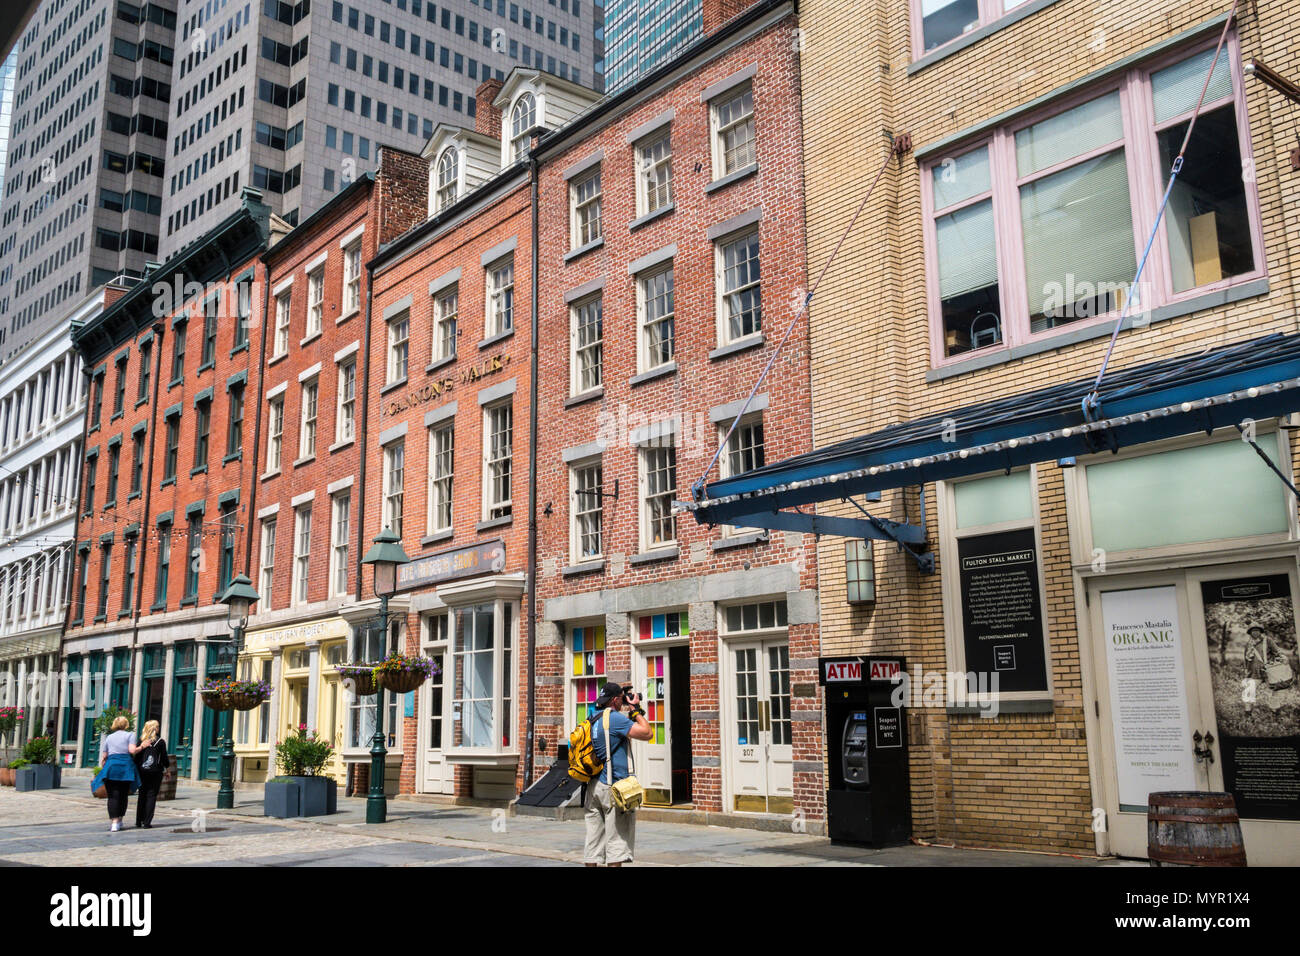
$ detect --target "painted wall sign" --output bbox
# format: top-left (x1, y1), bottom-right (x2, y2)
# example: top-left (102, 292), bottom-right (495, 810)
top-left (956, 527), bottom-right (1049, 693)
top-left (396, 539), bottom-right (506, 591)
top-left (384, 353), bottom-right (512, 416)
top-left (1100, 585), bottom-right (1196, 809)
top-left (244, 617), bottom-right (349, 650)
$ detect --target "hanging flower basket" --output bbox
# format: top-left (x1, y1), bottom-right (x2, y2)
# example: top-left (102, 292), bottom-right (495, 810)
top-left (200, 689), bottom-right (232, 712)
top-left (336, 665), bottom-right (379, 697)
top-left (226, 680), bottom-right (272, 712)
top-left (374, 654), bottom-right (440, 694)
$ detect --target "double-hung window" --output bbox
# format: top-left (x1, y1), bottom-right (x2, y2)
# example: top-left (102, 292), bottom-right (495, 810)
top-left (486, 258), bottom-right (514, 337)
top-left (383, 440), bottom-right (405, 537)
top-left (163, 413), bottom-right (179, 481)
top-left (273, 291), bottom-right (291, 357)
top-left (183, 514), bottom-right (202, 603)
top-left (112, 357), bottom-right (127, 416)
top-left (266, 396), bottom-right (284, 471)
top-left (299, 378), bottom-right (318, 459)
top-left (913, 0), bottom-right (1033, 59)
top-left (571, 459), bottom-right (603, 562)
top-left (194, 399), bottom-right (211, 470)
top-left (130, 435), bottom-right (144, 494)
top-left (718, 230), bottom-right (761, 343)
top-left (640, 443), bottom-right (677, 552)
top-left (434, 147), bottom-right (458, 210)
top-left (387, 311), bottom-right (409, 383)
top-left (336, 360), bottom-right (356, 443)
top-left (571, 294), bottom-right (602, 395)
top-left (293, 505), bottom-right (311, 606)
top-left (121, 535), bottom-right (137, 613)
top-left (343, 241), bottom-right (362, 314)
top-left (97, 544), bottom-right (112, 619)
top-left (201, 297), bottom-right (218, 367)
top-left (155, 523), bottom-right (171, 609)
top-left (307, 267), bottom-right (324, 336)
top-left (433, 288), bottom-right (458, 362)
top-left (106, 444), bottom-right (120, 505)
top-left (258, 517), bottom-right (276, 608)
top-left (227, 384), bottom-right (244, 456)
top-left (720, 415), bottom-right (765, 535)
top-left (638, 266), bottom-right (674, 372)
top-left (171, 320), bottom-right (186, 380)
top-left (924, 41), bottom-right (1261, 365)
top-left (483, 402), bottom-right (512, 520)
top-left (235, 281), bottom-right (252, 349)
top-left (570, 167), bottom-right (602, 248)
top-left (330, 491), bottom-right (350, 597)
top-left (637, 133), bottom-right (673, 215)
top-left (137, 340), bottom-right (151, 401)
top-left (428, 423), bottom-right (453, 534)
top-left (711, 84), bottom-right (755, 178)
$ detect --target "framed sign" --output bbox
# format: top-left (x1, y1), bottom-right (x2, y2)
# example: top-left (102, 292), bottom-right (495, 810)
top-left (956, 527), bottom-right (1049, 693)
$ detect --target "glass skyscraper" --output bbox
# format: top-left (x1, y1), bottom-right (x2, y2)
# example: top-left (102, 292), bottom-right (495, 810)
top-left (603, 0), bottom-right (701, 94)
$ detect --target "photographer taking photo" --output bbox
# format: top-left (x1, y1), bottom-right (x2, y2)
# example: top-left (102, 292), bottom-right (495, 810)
top-left (584, 681), bottom-right (653, 866)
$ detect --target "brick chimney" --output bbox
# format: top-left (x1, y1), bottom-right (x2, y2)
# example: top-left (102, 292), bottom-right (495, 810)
top-left (102, 283), bottom-right (130, 307)
top-left (376, 145), bottom-right (431, 242)
top-left (475, 77), bottom-right (504, 139)
top-left (702, 0), bottom-right (755, 34)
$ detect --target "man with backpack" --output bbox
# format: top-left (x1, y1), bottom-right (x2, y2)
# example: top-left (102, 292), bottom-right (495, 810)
top-left (579, 681), bottom-right (652, 866)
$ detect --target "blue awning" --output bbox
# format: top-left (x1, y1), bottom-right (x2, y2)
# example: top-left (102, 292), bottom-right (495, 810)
top-left (686, 332), bottom-right (1300, 528)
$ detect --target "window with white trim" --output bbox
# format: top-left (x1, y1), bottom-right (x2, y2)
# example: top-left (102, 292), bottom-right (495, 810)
top-left (637, 133), bottom-right (673, 216)
top-left (637, 265), bottom-right (674, 372)
top-left (510, 92), bottom-right (536, 162)
top-left (711, 84), bottom-right (755, 178)
top-left (336, 360), bottom-right (356, 444)
top-left (343, 240), bottom-right (362, 314)
top-left (486, 257), bottom-right (514, 337)
top-left (292, 504), bottom-right (311, 606)
top-left (427, 423), bottom-right (453, 534)
top-left (299, 378), bottom-right (318, 459)
top-left (483, 401), bottom-right (512, 520)
top-left (720, 414), bottom-right (765, 535)
top-left (307, 266), bottom-right (324, 335)
top-left (273, 291), bottom-right (291, 357)
top-left (435, 147), bottom-right (459, 211)
top-left (570, 167), bottom-right (602, 248)
top-left (449, 600), bottom-right (516, 752)
top-left (639, 443), bottom-right (677, 551)
top-left (433, 287), bottom-right (458, 362)
top-left (258, 517), bottom-right (276, 608)
top-left (718, 230), bottom-right (761, 343)
top-left (914, 0), bottom-right (1032, 58)
top-left (266, 396), bottom-right (284, 472)
top-left (383, 440), bottom-right (405, 538)
top-left (330, 491), bottom-right (350, 597)
top-left (387, 310), bottom-right (409, 383)
top-left (570, 458), bottom-right (603, 563)
top-left (570, 294), bottom-right (602, 395)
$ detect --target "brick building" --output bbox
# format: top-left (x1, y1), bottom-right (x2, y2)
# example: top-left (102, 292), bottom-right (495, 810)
top-left (679, 0), bottom-right (1300, 861)
top-left (530, 0), bottom-right (823, 824)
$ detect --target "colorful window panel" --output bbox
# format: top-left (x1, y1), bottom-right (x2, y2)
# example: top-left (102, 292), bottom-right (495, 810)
top-left (644, 653), bottom-right (666, 745)
top-left (637, 610), bottom-right (689, 641)
top-left (571, 624), bottom-right (605, 725)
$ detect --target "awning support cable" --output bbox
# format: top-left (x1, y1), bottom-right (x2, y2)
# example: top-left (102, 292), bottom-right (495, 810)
top-left (1236, 423), bottom-right (1300, 500)
top-left (690, 136), bottom-right (910, 501)
top-left (1083, 0), bottom-right (1240, 420)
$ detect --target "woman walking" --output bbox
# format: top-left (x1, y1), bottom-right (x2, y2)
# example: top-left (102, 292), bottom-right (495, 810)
top-left (91, 716), bottom-right (141, 832)
top-left (133, 720), bottom-right (168, 829)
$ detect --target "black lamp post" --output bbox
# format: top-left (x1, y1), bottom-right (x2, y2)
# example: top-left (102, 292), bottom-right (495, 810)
top-left (360, 528), bottom-right (409, 824)
top-left (216, 574), bottom-right (259, 810)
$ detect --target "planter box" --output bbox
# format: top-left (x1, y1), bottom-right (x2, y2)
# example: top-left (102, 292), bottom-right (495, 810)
top-left (264, 777), bottom-right (337, 817)
top-left (15, 764), bottom-right (60, 791)
top-left (264, 780), bottom-right (301, 818)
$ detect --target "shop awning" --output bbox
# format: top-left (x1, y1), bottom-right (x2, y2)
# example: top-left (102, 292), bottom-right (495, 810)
top-left (685, 332), bottom-right (1300, 530)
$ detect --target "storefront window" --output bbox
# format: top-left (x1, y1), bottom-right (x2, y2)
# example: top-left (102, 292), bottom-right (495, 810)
top-left (347, 620), bottom-right (401, 749)
top-left (448, 601), bottom-right (515, 752)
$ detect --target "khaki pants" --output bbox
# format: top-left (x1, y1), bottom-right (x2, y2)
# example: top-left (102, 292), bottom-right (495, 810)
top-left (584, 779), bottom-right (635, 864)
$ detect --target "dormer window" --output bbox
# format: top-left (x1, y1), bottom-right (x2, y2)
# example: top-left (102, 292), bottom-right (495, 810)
top-left (435, 148), bottom-right (459, 211)
top-left (510, 92), bottom-right (537, 162)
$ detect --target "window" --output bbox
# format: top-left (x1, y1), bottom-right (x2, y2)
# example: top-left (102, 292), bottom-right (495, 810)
top-left (258, 517), bottom-right (276, 606)
top-left (486, 258), bottom-right (514, 337)
top-left (299, 380), bottom-right (318, 460)
top-left (106, 444), bottom-right (120, 504)
top-left (712, 85), bottom-right (755, 178)
top-left (76, 552), bottom-right (90, 620)
top-left (330, 492), bottom-right (350, 597)
top-left (267, 396), bottom-right (284, 471)
top-left (383, 441), bottom-right (405, 536)
top-left (483, 403), bottom-right (512, 520)
top-left (171, 320), bottom-right (186, 380)
top-left (336, 360), bottom-right (356, 443)
top-left (571, 460), bottom-right (603, 562)
top-left (568, 622), bottom-right (606, 726)
top-left (83, 456), bottom-right (97, 513)
top-left (183, 514), bottom-right (202, 603)
top-left (510, 91), bottom-right (536, 162)
top-left (113, 357), bottom-right (127, 415)
top-left (435, 147), bottom-right (458, 210)
top-left (227, 385), bottom-right (244, 456)
top-left (90, 373), bottom-right (104, 427)
top-left (640, 445), bottom-right (677, 550)
top-left (201, 298), bottom-right (218, 366)
top-left (218, 502), bottom-right (237, 592)
top-left (293, 505), bottom-right (311, 605)
top-left (273, 291), bottom-right (291, 356)
top-left (137, 340), bottom-right (152, 402)
top-left (449, 600), bottom-right (516, 752)
top-left (163, 414), bottom-right (179, 481)
top-left (570, 167), bottom-right (602, 248)
top-left (433, 288), bottom-right (458, 362)
top-left (923, 43), bottom-right (1261, 363)
top-left (571, 294), bottom-right (602, 394)
top-left (343, 241), bottom-right (362, 314)
top-left (638, 266), bottom-right (674, 371)
top-left (194, 399), bottom-right (211, 469)
top-left (428, 424), bottom-right (453, 533)
top-left (235, 282), bottom-right (252, 349)
top-left (387, 311), bottom-right (410, 383)
top-left (155, 524), bottom-right (171, 609)
top-left (307, 267), bottom-right (324, 335)
top-left (97, 544), bottom-right (112, 619)
top-left (637, 133), bottom-right (673, 215)
top-left (721, 415), bottom-right (765, 535)
top-left (718, 231), bottom-right (762, 343)
top-left (914, 0), bottom-right (1035, 57)
top-left (130, 435), bottom-right (145, 494)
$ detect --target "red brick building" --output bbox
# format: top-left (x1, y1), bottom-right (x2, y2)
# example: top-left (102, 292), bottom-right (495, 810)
top-left (529, 0), bottom-right (825, 826)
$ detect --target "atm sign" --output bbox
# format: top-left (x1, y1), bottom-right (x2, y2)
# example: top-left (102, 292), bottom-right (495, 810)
top-left (869, 660), bottom-right (900, 681)
top-left (824, 660), bottom-right (861, 682)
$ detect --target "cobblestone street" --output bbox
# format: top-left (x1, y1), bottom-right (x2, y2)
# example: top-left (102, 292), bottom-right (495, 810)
top-left (0, 781), bottom-right (1128, 867)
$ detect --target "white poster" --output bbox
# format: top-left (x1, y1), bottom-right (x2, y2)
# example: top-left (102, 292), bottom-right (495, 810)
top-left (1100, 586), bottom-right (1197, 809)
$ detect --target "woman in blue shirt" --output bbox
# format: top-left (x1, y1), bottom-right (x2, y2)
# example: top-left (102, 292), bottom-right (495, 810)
top-left (92, 716), bottom-right (142, 832)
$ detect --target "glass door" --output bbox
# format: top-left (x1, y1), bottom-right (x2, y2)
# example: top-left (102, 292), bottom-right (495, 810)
top-left (728, 640), bottom-right (793, 813)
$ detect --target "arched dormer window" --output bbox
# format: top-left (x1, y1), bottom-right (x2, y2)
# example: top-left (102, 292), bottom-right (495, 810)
top-left (435, 148), bottom-right (459, 211)
top-left (510, 92), bottom-right (537, 163)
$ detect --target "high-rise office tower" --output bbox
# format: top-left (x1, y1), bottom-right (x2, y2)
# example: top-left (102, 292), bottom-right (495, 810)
top-left (0, 0), bottom-right (602, 365)
top-left (602, 0), bottom-right (699, 94)
top-left (0, 0), bottom-right (177, 363)
top-left (159, 0), bottom-right (602, 259)
top-left (0, 53), bottom-right (18, 197)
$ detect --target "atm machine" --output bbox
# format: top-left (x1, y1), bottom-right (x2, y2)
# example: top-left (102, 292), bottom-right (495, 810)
top-left (820, 655), bottom-right (911, 846)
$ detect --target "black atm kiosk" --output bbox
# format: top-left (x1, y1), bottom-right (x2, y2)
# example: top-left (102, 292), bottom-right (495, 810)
top-left (820, 655), bottom-right (911, 846)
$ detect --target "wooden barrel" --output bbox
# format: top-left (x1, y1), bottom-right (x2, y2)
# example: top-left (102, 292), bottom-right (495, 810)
top-left (159, 762), bottom-right (178, 801)
top-left (1147, 791), bottom-right (1247, 867)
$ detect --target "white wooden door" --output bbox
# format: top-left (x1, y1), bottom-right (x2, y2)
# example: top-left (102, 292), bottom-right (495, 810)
top-left (728, 640), bottom-right (793, 814)
top-left (636, 648), bottom-right (671, 801)
top-left (420, 650), bottom-right (454, 794)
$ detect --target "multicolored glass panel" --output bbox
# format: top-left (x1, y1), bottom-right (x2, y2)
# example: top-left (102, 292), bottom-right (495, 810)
top-left (636, 610), bottom-right (689, 641)
top-left (644, 652), bottom-right (666, 745)
top-left (571, 624), bottom-right (606, 725)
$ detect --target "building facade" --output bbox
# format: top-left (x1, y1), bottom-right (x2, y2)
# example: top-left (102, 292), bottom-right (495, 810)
top-left (602, 0), bottom-right (700, 94)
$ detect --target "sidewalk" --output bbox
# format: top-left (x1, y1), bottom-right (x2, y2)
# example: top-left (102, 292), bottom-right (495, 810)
top-left (0, 780), bottom-right (1134, 867)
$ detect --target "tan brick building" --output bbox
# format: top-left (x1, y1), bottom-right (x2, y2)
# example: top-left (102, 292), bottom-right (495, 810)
top-left (688, 0), bottom-right (1300, 860)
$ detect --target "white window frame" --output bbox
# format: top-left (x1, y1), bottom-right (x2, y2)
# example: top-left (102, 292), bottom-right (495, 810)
top-left (636, 132), bottom-right (673, 216)
top-left (307, 266), bottom-right (325, 335)
top-left (433, 287), bottom-right (458, 362)
top-left (387, 310), bottom-right (410, 384)
top-left (636, 264), bottom-right (675, 373)
top-left (486, 257), bottom-right (514, 338)
top-left (336, 359), bottom-right (356, 444)
top-left (342, 240), bottom-right (362, 315)
top-left (570, 457), bottom-right (603, 564)
top-left (299, 378), bottom-right (318, 460)
top-left (482, 401), bottom-right (513, 521)
top-left (266, 396), bottom-right (284, 472)
top-left (427, 423), bottom-right (454, 534)
top-left (273, 291), bottom-right (291, 357)
top-left (716, 229), bottom-right (762, 345)
top-left (383, 440), bottom-right (405, 537)
top-left (569, 167), bottom-right (602, 249)
top-left (638, 441), bottom-right (677, 553)
top-left (719, 414), bottom-right (765, 536)
top-left (258, 517), bottom-right (276, 607)
top-left (329, 491), bottom-right (350, 598)
top-left (710, 83), bottom-right (756, 179)
top-left (570, 293), bottom-right (602, 396)
top-left (509, 91), bottom-right (536, 163)
top-left (435, 147), bottom-right (459, 210)
top-left (292, 504), bottom-right (312, 607)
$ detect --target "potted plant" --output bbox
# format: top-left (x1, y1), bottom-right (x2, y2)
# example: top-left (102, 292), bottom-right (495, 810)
top-left (225, 679), bottom-right (272, 711)
top-left (1, 755), bottom-right (25, 787)
top-left (336, 664), bottom-right (379, 696)
top-left (14, 736), bottom-right (59, 791)
top-left (0, 706), bottom-right (23, 765)
top-left (374, 654), bottom-right (439, 694)
top-left (199, 678), bottom-right (234, 711)
top-left (265, 725), bottom-right (336, 818)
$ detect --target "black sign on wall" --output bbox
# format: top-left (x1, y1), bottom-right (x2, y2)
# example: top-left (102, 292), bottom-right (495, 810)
top-left (956, 527), bottom-right (1049, 694)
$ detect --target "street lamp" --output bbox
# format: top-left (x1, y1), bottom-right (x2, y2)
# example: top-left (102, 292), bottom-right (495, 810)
top-left (360, 528), bottom-right (409, 824)
top-left (217, 574), bottom-right (260, 810)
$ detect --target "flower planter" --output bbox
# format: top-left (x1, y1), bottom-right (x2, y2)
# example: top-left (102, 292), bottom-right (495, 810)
top-left (264, 779), bottom-right (301, 818)
top-left (264, 776), bottom-right (336, 818)
top-left (338, 668), bottom-right (378, 696)
top-left (227, 692), bottom-right (268, 711)
top-left (0, 767), bottom-right (14, 786)
top-left (201, 690), bottom-right (232, 712)
top-left (375, 669), bottom-right (427, 694)
top-left (15, 764), bottom-right (60, 792)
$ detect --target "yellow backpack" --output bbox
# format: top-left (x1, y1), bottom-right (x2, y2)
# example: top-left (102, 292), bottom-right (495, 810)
top-left (567, 713), bottom-right (604, 783)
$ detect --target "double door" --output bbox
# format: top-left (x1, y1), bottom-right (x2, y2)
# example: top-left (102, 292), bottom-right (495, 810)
top-left (1088, 561), bottom-right (1300, 865)
top-left (170, 675), bottom-right (195, 778)
top-left (727, 640), bottom-right (793, 814)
